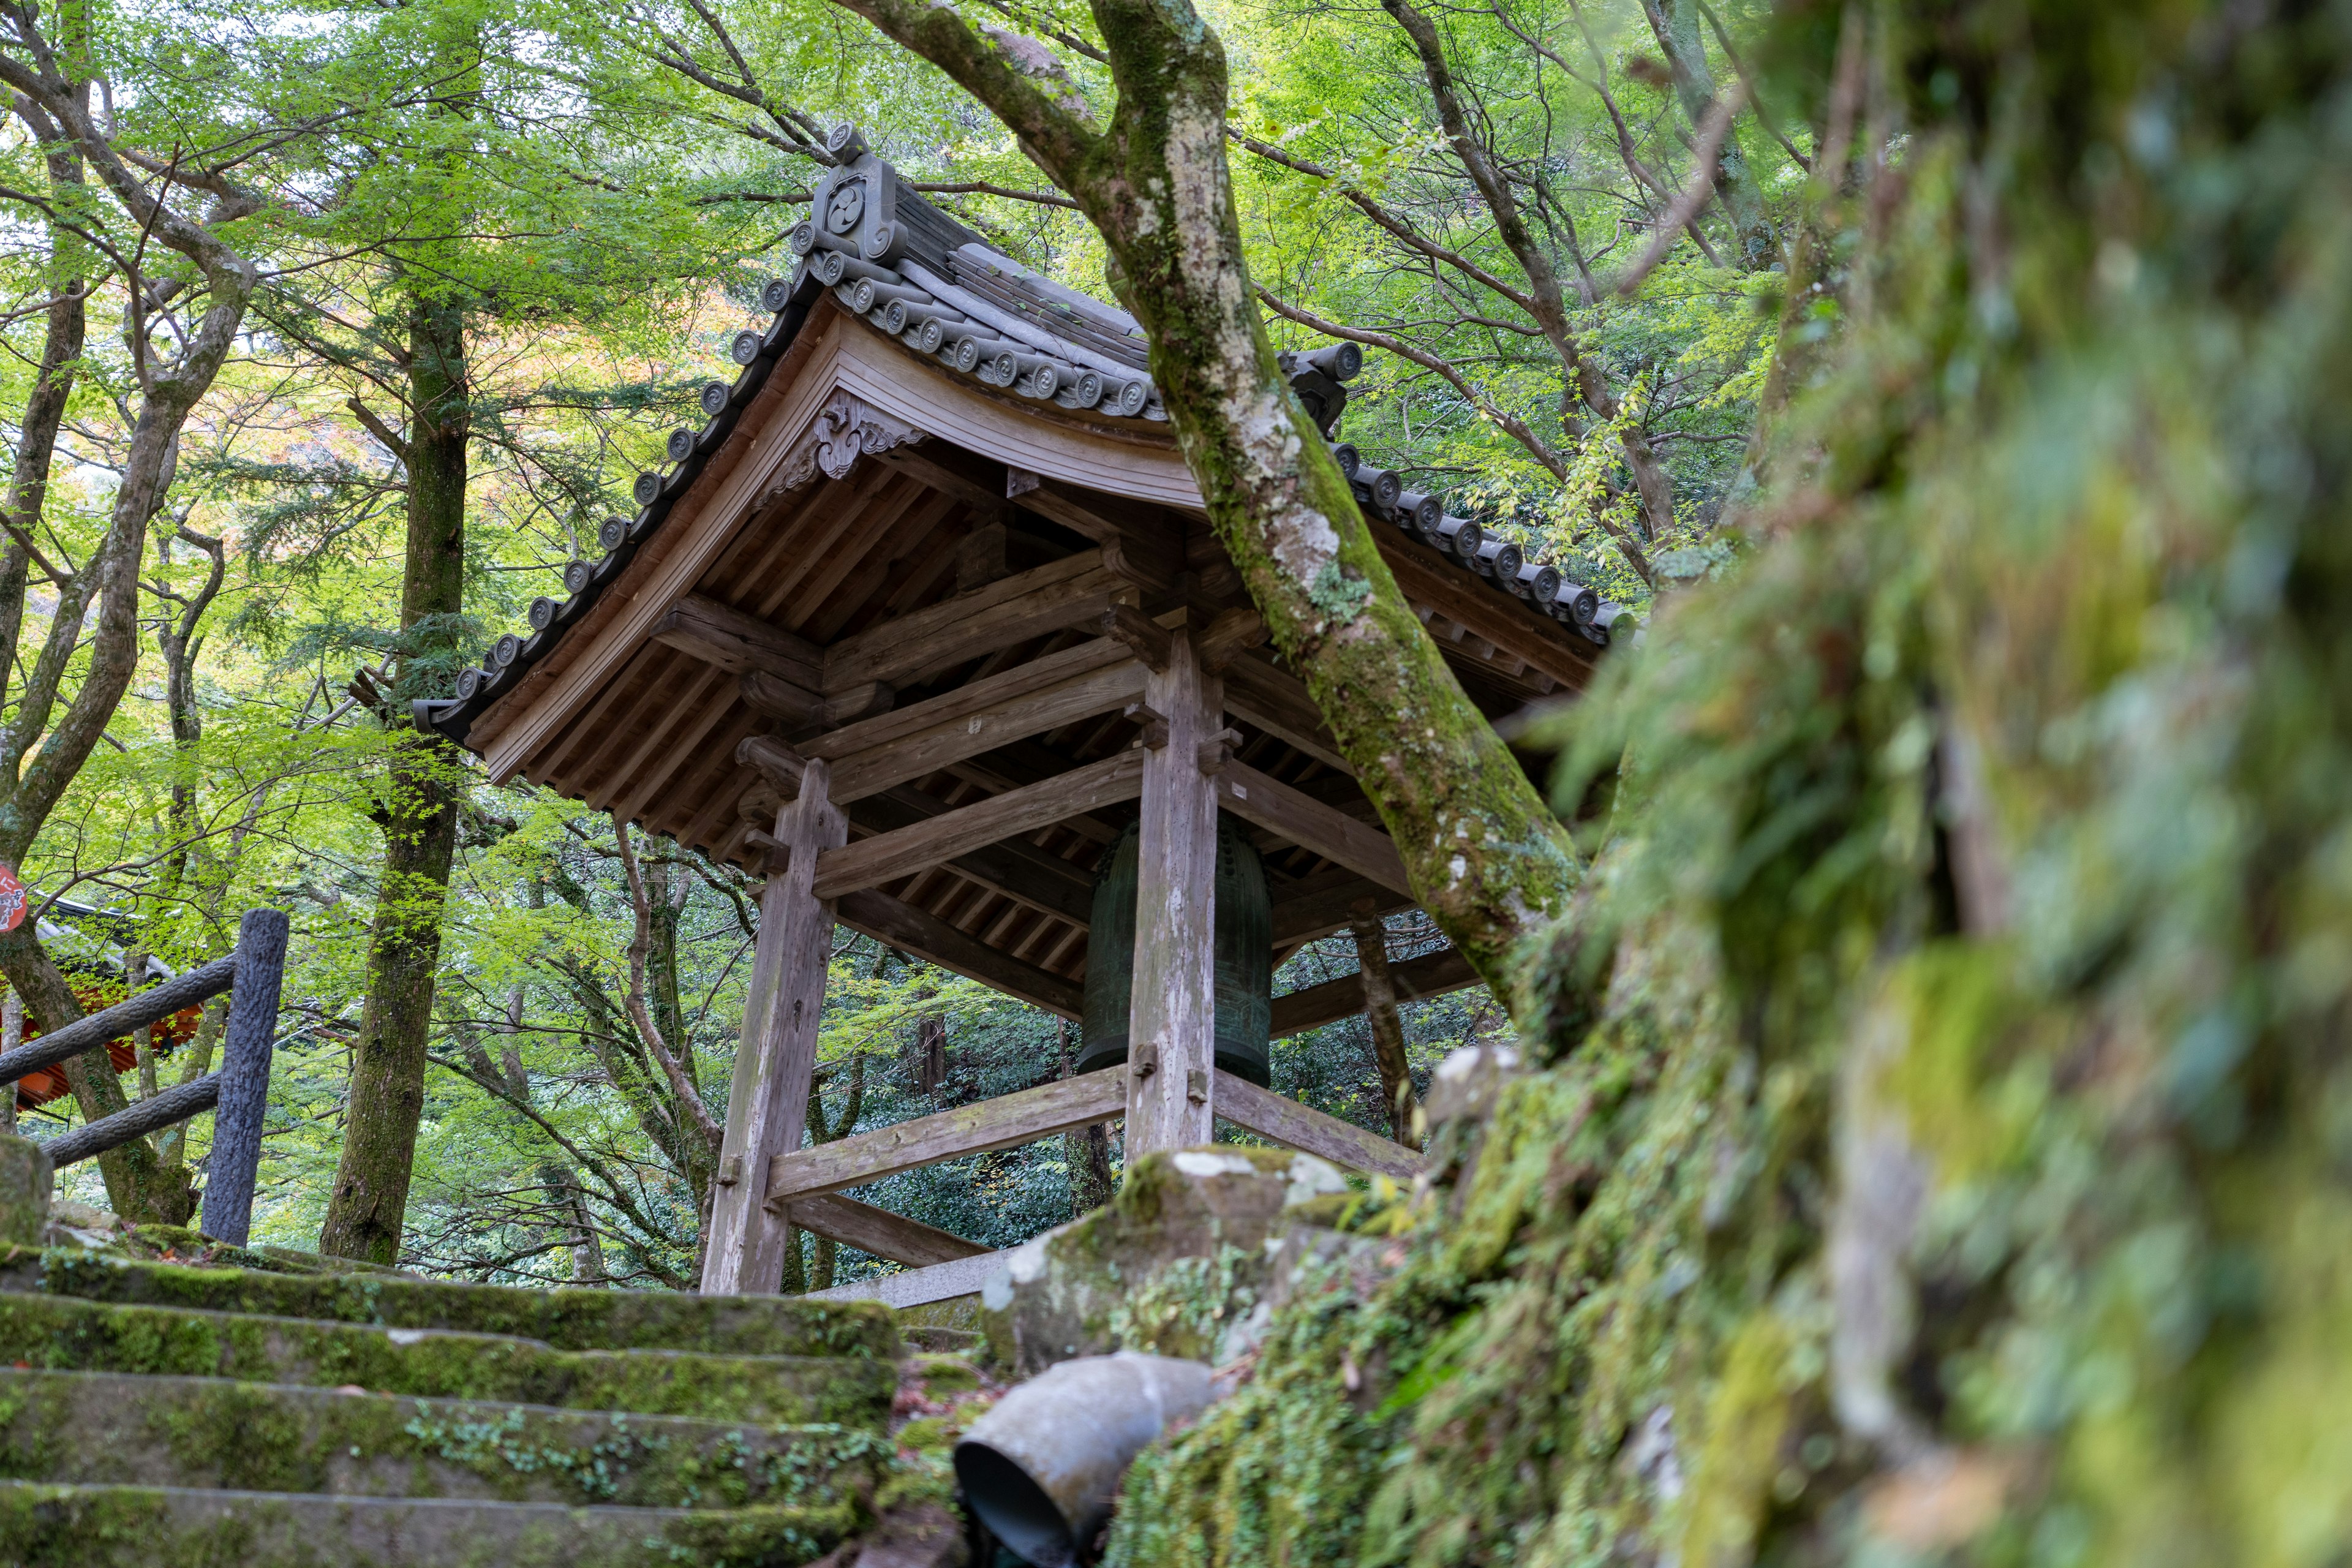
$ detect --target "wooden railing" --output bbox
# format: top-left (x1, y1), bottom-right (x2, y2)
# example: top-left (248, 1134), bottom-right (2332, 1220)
top-left (2, 910), bottom-right (288, 1246)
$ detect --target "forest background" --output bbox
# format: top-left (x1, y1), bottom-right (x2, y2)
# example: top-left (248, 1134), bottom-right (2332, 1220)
top-left (0, 0), bottom-right (1783, 1284)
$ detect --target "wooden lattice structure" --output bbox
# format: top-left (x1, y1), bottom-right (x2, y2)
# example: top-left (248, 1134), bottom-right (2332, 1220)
top-left (420, 132), bottom-right (1624, 1296)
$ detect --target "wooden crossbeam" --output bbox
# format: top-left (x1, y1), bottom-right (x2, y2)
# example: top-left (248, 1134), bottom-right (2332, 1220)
top-left (652, 594), bottom-right (823, 688)
top-left (1268, 946), bottom-right (1483, 1038)
top-left (1269, 870), bottom-right (1415, 948)
top-left (823, 550), bottom-right (1127, 692)
top-left (765, 1069), bottom-right (1127, 1206)
top-left (1210, 759), bottom-right (1411, 894)
top-left (811, 641), bottom-right (1148, 804)
top-left (1221, 655), bottom-right (1351, 775)
top-left (834, 887), bottom-right (1083, 1018)
top-left (741, 778), bottom-right (1098, 927)
top-left (1017, 481), bottom-right (1184, 590)
top-left (783, 1192), bottom-right (988, 1268)
top-left (1212, 1070), bottom-right (1427, 1180)
top-left (812, 750), bottom-right (1145, 898)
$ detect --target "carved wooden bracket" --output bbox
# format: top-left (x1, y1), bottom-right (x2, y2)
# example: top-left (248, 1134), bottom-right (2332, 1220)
top-left (778, 390), bottom-right (929, 491)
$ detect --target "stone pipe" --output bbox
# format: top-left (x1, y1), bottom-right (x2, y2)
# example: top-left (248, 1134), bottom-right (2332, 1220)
top-left (954, 1352), bottom-right (1216, 1566)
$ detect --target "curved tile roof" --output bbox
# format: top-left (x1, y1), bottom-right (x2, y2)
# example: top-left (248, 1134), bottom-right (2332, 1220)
top-left (418, 128), bottom-right (1630, 749)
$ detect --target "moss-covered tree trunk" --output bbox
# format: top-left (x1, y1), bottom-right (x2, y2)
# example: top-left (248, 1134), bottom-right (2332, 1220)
top-left (318, 293), bottom-right (468, 1264)
top-left (1104, 1), bottom-right (2352, 1564)
top-left (0, 83), bottom-right (255, 1225)
top-left (828, 0), bottom-right (1583, 1005)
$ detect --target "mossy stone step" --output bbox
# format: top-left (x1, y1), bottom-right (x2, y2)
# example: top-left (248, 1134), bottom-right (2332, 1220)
top-left (14, 1250), bottom-right (896, 1360)
top-left (0, 1295), bottom-right (894, 1427)
top-left (0, 1370), bottom-right (890, 1510)
top-left (0, 1479), bottom-right (856, 1566)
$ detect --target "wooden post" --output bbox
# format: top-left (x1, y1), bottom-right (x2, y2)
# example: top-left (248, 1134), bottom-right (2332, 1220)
top-left (702, 756), bottom-right (847, 1295)
top-left (201, 908), bottom-right (288, 1246)
top-left (1125, 628), bottom-right (1222, 1155)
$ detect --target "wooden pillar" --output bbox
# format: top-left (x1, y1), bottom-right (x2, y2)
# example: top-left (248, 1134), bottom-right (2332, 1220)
top-left (1125, 629), bottom-right (1222, 1155)
top-left (201, 907), bottom-right (290, 1245)
top-left (701, 757), bottom-right (847, 1295)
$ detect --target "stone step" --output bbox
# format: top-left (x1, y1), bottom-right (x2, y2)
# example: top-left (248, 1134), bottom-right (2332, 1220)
top-left (13, 1250), bottom-right (896, 1360)
top-left (0, 1480), bottom-right (857, 1566)
top-left (0, 1369), bottom-right (886, 1510)
top-left (0, 1293), bottom-right (894, 1427)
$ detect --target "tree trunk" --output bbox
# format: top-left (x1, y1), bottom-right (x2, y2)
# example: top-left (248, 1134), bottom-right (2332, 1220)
top-left (318, 293), bottom-right (469, 1265)
top-left (829, 0), bottom-right (1586, 1012)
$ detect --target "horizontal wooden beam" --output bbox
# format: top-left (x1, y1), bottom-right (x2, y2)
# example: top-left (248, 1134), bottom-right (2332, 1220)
top-left (807, 636), bottom-right (1126, 762)
top-left (0, 955), bottom-right (236, 1087)
top-left (834, 887), bottom-right (1083, 1019)
top-left (1220, 655), bottom-right (1351, 775)
top-left (1374, 532), bottom-right (1594, 695)
top-left (823, 550), bottom-right (1127, 693)
top-left (742, 777), bottom-right (1098, 927)
top-left (873, 445), bottom-right (1006, 513)
top-left (814, 644), bottom-right (1147, 804)
top-left (652, 594), bottom-right (823, 689)
top-left (1211, 759), bottom-right (1411, 894)
top-left (809, 1250), bottom-right (1006, 1309)
top-left (1269, 945), bottom-right (1483, 1038)
top-left (1268, 871), bottom-right (1414, 948)
top-left (1213, 1069), bottom-right (1427, 1181)
top-left (1018, 481), bottom-right (1184, 590)
top-left (741, 671), bottom-right (895, 729)
top-left (766, 1069), bottom-right (1126, 1206)
top-left (783, 1192), bottom-right (989, 1268)
top-left (813, 750), bottom-right (1145, 898)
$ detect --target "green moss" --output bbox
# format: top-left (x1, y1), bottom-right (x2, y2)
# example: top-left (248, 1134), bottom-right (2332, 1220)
top-left (33, 1253), bottom-right (898, 1360)
top-left (0, 1294), bottom-right (894, 1427)
top-left (0, 1480), bottom-right (860, 1566)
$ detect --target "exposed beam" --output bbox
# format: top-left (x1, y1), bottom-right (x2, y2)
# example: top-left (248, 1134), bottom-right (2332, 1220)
top-left (873, 443), bottom-right (1006, 513)
top-left (1017, 481), bottom-right (1184, 590)
top-left (1268, 946), bottom-right (1483, 1038)
top-left (741, 778), bottom-right (1098, 927)
top-left (1270, 872), bottom-right (1415, 948)
top-left (808, 637), bottom-right (1125, 760)
top-left (1210, 759), bottom-right (1411, 894)
top-left (1221, 654), bottom-right (1351, 775)
top-left (810, 643), bottom-right (1148, 804)
top-left (834, 887), bottom-right (1083, 1019)
top-left (1212, 1070), bottom-right (1428, 1180)
top-left (653, 594), bottom-right (823, 688)
top-left (812, 750), bottom-right (1146, 897)
top-left (766, 1069), bottom-right (1127, 1205)
top-left (783, 1193), bottom-right (989, 1268)
top-left (740, 670), bottom-right (895, 729)
top-left (823, 550), bottom-right (1126, 692)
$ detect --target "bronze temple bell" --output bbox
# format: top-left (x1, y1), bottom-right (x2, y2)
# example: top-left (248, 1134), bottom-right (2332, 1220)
top-left (1074, 817), bottom-right (1274, 1086)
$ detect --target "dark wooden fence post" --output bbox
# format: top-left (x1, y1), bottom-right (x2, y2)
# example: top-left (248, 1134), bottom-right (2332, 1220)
top-left (199, 909), bottom-right (288, 1246)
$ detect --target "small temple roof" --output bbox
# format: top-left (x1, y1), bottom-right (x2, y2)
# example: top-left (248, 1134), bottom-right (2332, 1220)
top-left (417, 134), bottom-right (1626, 752)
